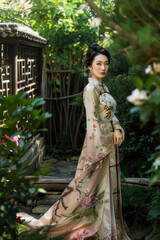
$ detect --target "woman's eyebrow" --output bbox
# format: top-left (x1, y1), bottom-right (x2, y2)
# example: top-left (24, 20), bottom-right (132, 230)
top-left (96, 61), bottom-right (109, 63)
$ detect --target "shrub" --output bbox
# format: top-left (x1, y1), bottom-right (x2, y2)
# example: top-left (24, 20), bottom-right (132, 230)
top-left (0, 92), bottom-right (51, 239)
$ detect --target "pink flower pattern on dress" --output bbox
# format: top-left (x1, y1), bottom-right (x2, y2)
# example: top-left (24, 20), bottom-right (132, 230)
top-left (81, 193), bottom-right (100, 209)
top-left (95, 152), bottom-right (106, 160)
top-left (71, 229), bottom-right (91, 240)
top-left (83, 162), bottom-right (91, 171)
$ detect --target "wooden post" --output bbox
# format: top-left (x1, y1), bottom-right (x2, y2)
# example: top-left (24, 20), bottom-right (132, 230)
top-left (10, 44), bottom-right (18, 95)
top-left (38, 47), bottom-right (42, 97)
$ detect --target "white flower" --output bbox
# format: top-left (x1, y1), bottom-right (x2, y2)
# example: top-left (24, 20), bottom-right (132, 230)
top-left (126, 88), bottom-right (148, 105)
top-left (104, 32), bottom-right (110, 37)
top-left (152, 156), bottom-right (160, 170)
top-left (145, 62), bottom-right (160, 74)
top-left (145, 65), bottom-right (151, 74)
top-left (91, 17), bottom-right (101, 27)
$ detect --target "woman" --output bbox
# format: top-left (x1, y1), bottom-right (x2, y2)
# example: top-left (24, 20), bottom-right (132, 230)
top-left (18, 43), bottom-right (131, 240)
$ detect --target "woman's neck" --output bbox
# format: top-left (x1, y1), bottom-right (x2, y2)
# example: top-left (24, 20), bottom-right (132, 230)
top-left (91, 75), bottom-right (102, 83)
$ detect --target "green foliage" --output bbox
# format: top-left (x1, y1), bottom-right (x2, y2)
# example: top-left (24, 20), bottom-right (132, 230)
top-left (70, 93), bottom-right (83, 106)
top-left (130, 73), bottom-right (160, 184)
top-left (122, 186), bottom-right (160, 239)
top-left (0, 92), bottom-right (51, 239)
top-left (43, 147), bottom-right (60, 160)
top-left (0, 0), bottom-right (29, 25)
top-left (59, 129), bottom-right (70, 149)
top-left (26, 0), bottom-right (109, 72)
top-left (112, 0), bottom-right (160, 66)
top-left (0, 0), bottom-right (115, 69)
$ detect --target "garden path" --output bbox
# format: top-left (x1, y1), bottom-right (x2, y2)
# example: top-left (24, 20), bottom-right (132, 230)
top-left (24, 158), bottom-right (77, 216)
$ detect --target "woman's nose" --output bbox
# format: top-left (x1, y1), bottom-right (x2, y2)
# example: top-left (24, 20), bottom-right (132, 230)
top-left (101, 65), bottom-right (105, 70)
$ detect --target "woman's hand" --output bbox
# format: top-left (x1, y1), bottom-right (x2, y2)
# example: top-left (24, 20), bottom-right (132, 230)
top-left (114, 129), bottom-right (125, 147)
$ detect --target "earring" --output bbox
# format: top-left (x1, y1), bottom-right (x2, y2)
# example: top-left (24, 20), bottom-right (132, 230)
top-left (89, 70), bottom-right (92, 77)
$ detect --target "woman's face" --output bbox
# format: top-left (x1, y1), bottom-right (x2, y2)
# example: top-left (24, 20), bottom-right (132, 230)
top-left (89, 54), bottom-right (109, 81)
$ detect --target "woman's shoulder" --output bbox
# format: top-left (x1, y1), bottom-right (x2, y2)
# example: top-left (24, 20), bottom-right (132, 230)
top-left (83, 83), bottom-right (99, 94)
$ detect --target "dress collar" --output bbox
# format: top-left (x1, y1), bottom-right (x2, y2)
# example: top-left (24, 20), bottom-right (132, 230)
top-left (88, 77), bottom-right (103, 87)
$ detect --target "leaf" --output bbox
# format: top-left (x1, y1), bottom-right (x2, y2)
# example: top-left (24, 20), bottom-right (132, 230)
top-left (29, 188), bottom-right (36, 194)
top-left (18, 139), bottom-right (25, 148)
top-left (31, 98), bottom-right (45, 107)
top-left (149, 169), bottom-right (160, 186)
top-left (56, 79), bottom-right (61, 85)
top-left (133, 77), bottom-right (143, 90)
top-left (44, 112), bottom-right (52, 119)
top-left (38, 188), bottom-right (46, 194)
top-left (70, 156), bottom-right (77, 161)
top-left (140, 107), bottom-right (153, 122)
top-left (144, 75), bottom-right (158, 90)
top-left (17, 223), bottom-right (28, 229)
top-left (53, 87), bottom-right (60, 93)
top-left (155, 145), bottom-right (160, 151)
top-left (130, 106), bottom-right (141, 114)
top-left (39, 165), bottom-right (51, 176)
top-left (148, 90), bottom-right (160, 105)
top-left (148, 205), bottom-right (160, 218)
top-left (26, 106), bottom-right (33, 112)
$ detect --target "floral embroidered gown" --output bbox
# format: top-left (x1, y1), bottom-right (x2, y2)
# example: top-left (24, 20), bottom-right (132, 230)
top-left (18, 77), bottom-right (131, 240)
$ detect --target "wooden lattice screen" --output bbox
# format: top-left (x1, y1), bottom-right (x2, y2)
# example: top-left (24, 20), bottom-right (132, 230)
top-left (0, 43), bottom-right (42, 98)
top-left (17, 45), bottom-right (41, 98)
top-left (0, 43), bottom-right (11, 96)
top-left (0, 23), bottom-right (47, 98)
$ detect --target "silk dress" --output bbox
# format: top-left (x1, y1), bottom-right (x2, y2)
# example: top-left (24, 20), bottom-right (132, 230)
top-left (18, 77), bottom-right (131, 240)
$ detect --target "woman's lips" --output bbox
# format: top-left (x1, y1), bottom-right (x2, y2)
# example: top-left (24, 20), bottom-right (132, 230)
top-left (100, 72), bottom-right (105, 75)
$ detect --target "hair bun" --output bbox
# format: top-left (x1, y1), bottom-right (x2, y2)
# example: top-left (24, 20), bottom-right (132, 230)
top-left (89, 43), bottom-right (99, 51)
top-left (84, 42), bottom-right (110, 67)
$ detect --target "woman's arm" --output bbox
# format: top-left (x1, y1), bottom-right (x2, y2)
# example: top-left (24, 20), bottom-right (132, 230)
top-left (112, 115), bottom-right (125, 146)
top-left (83, 85), bottom-right (114, 164)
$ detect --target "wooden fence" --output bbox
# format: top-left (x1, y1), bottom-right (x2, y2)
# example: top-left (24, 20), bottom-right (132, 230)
top-left (42, 56), bottom-right (86, 150)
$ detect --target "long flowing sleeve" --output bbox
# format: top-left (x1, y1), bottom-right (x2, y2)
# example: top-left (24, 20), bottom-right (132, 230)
top-left (83, 85), bottom-right (114, 165)
top-left (112, 114), bottom-right (124, 132)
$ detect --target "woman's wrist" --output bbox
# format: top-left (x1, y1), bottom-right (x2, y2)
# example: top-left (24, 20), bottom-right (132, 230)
top-left (113, 123), bottom-right (124, 133)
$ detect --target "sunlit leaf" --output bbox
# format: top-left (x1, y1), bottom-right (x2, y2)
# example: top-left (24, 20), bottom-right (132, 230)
top-left (133, 77), bottom-right (143, 90)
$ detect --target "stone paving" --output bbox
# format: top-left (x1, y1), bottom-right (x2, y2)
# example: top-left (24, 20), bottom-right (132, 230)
top-left (37, 157), bottom-right (77, 178)
top-left (28, 158), bottom-right (77, 216)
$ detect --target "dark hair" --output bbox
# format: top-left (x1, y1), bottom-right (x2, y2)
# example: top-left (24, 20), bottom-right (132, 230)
top-left (84, 42), bottom-right (110, 67)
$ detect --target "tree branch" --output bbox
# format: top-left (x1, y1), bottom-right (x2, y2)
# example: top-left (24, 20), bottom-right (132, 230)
top-left (138, 0), bottom-right (160, 29)
top-left (85, 0), bottom-right (137, 43)
top-left (112, 46), bottom-right (134, 56)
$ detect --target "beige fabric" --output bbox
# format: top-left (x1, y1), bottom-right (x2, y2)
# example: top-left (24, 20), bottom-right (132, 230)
top-left (18, 77), bottom-right (131, 240)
